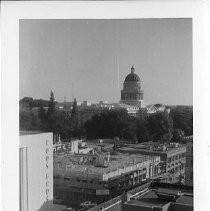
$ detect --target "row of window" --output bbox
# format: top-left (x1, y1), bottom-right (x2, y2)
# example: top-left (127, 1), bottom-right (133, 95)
top-left (167, 153), bottom-right (185, 163)
top-left (167, 163), bottom-right (185, 170)
top-left (121, 93), bottom-right (143, 100)
top-left (54, 175), bottom-right (104, 185)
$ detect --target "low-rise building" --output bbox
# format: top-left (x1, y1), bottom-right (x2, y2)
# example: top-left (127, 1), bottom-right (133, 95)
top-left (87, 182), bottom-right (193, 211)
top-left (53, 152), bottom-right (161, 207)
top-left (124, 182), bottom-right (193, 211)
top-left (118, 142), bottom-right (186, 183)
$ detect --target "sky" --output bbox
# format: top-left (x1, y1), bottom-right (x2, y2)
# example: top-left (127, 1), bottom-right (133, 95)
top-left (19, 19), bottom-right (192, 105)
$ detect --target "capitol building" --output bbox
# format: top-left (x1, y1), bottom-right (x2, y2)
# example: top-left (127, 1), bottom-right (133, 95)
top-left (118, 65), bottom-right (169, 116)
top-left (58, 65), bottom-right (169, 124)
top-left (120, 65), bottom-right (145, 108)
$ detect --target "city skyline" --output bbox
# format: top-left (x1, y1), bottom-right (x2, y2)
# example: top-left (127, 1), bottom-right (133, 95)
top-left (20, 19), bottom-right (192, 105)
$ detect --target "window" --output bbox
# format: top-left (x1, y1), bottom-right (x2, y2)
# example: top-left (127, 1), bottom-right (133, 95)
top-left (46, 140), bottom-right (49, 146)
top-left (46, 155), bottom-right (49, 162)
top-left (53, 175), bottom-right (61, 179)
top-left (64, 177), bottom-right (71, 181)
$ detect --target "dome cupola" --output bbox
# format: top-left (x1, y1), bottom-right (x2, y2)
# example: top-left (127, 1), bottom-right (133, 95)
top-left (124, 66), bottom-right (141, 82)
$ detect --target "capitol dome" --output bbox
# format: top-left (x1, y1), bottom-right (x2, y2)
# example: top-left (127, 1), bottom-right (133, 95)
top-left (124, 66), bottom-right (141, 82)
top-left (120, 65), bottom-right (144, 107)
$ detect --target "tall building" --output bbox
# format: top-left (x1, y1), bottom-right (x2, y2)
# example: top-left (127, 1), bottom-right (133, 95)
top-left (19, 131), bottom-right (53, 211)
top-left (120, 66), bottom-right (144, 107)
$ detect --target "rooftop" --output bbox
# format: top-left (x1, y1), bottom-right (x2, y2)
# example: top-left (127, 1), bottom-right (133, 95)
top-left (19, 130), bottom-right (47, 136)
top-left (87, 182), bottom-right (193, 211)
top-left (54, 152), bottom-right (156, 177)
top-left (118, 142), bottom-right (186, 155)
top-left (126, 183), bottom-right (193, 210)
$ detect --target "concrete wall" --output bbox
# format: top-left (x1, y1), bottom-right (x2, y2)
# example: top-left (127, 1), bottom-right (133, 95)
top-left (20, 133), bottom-right (53, 211)
top-left (168, 203), bottom-right (193, 211)
top-left (185, 140), bottom-right (193, 186)
top-left (123, 203), bottom-right (153, 211)
top-left (87, 196), bottom-right (122, 211)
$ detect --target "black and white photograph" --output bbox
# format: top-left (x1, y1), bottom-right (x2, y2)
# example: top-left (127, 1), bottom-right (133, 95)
top-left (1, 1), bottom-right (210, 211)
top-left (19, 18), bottom-right (193, 211)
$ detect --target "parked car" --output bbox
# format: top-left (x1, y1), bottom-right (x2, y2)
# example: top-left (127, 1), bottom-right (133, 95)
top-left (80, 201), bottom-right (97, 209)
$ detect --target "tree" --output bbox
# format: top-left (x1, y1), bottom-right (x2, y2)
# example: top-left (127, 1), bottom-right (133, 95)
top-left (147, 111), bottom-right (173, 143)
top-left (52, 110), bottom-right (72, 140)
top-left (30, 111), bottom-right (40, 130)
top-left (19, 110), bottom-right (40, 131)
top-left (38, 102), bottom-right (47, 131)
top-left (70, 98), bottom-right (80, 137)
top-left (170, 106), bottom-right (193, 136)
top-left (172, 128), bottom-right (185, 143)
top-left (20, 111), bottom-right (32, 130)
top-left (20, 97), bottom-right (34, 110)
top-left (84, 109), bottom-right (137, 140)
top-left (136, 117), bottom-right (150, 143)
top-left (47, 91), bottom-right (56, 117)
top-left (46, 91), bottom-right (56, 132)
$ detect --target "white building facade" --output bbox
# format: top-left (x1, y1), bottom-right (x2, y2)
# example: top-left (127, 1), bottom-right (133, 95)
top-left (19, 132), bottom-right (53, 211)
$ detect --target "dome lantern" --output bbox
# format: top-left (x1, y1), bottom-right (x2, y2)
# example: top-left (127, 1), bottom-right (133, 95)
top-left (131, 65), bottom-right (135, 73)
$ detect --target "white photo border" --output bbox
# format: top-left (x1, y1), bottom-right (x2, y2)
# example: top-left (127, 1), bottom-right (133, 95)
top-left (1, 0), bottom-right (210, 210)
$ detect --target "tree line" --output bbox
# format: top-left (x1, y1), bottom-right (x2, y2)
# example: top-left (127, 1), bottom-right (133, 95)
top-left (20, 97), bottom-right (55, 110)
top-left (85, 107), bottom-right (192, 143)
top-left (19, 91), bottom-right (193, 143)
top-left (20, 91), bottom-right (82, 139)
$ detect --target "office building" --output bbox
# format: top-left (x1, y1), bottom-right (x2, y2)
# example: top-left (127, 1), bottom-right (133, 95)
top-left (19, 131), bottom-right (53, 211)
